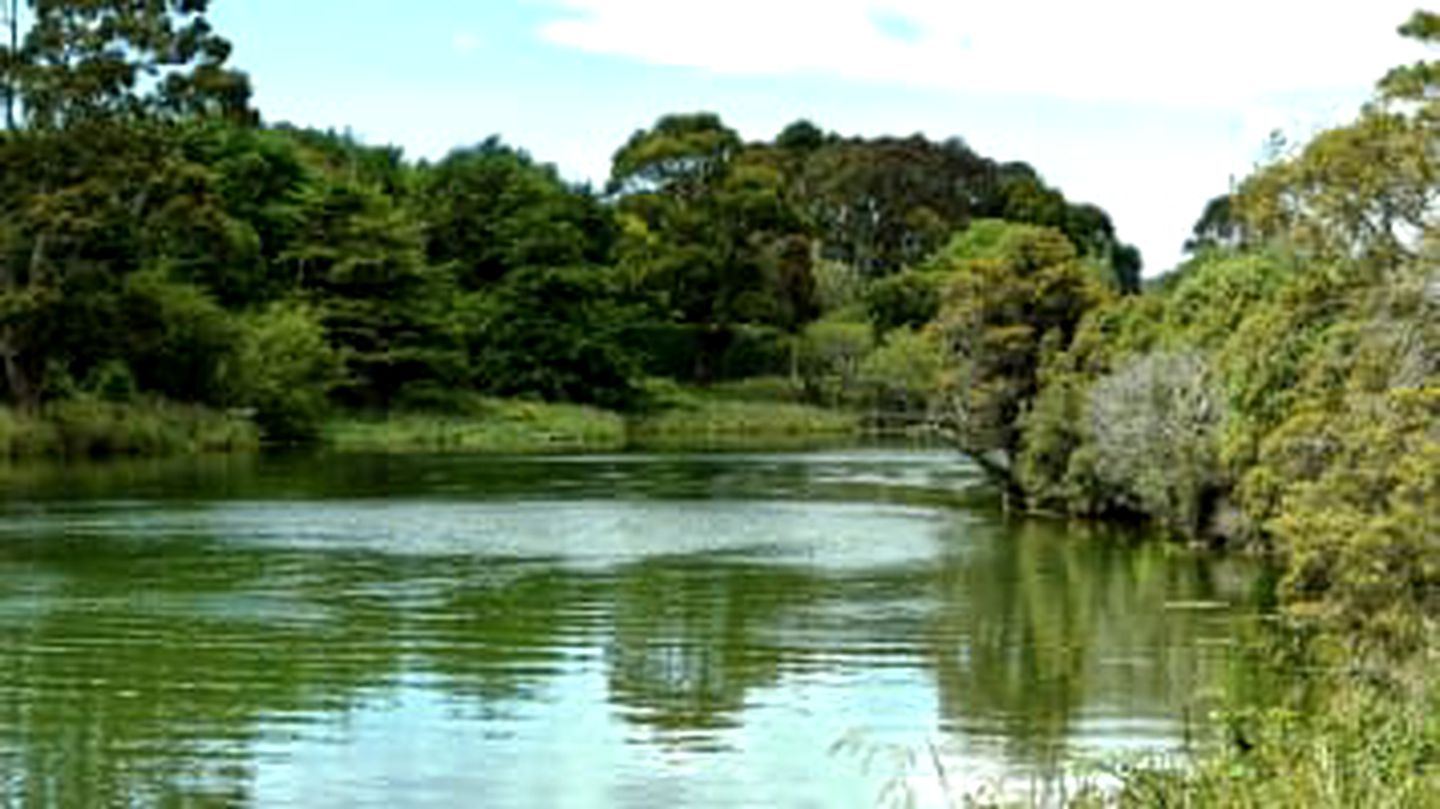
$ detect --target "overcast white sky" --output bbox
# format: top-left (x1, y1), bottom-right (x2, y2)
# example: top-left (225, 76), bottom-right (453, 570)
top-left (213, 0), bottom-right (1430, 273)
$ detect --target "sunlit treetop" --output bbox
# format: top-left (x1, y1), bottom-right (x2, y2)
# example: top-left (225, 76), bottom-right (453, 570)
top-left (7, 0), bottom-right (253, 129)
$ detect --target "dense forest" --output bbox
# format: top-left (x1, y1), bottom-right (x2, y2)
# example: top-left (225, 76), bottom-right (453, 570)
top-left (0, 0), bottom-right (1140, 451)
top-left (0, 1), bottom-right (1435, 803)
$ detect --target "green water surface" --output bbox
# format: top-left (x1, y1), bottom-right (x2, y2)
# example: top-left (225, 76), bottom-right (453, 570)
top-left (0, 451), bottom-right (1275, 807)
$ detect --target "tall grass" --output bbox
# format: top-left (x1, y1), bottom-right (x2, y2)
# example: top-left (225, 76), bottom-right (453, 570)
top-left (628, 398), bottom-right (859, 450)
top-left (0, 398), bottom-right (258, 459)
top-left (841, 625), bottom-right (1437, 808)
top-left (1100, 656), bottom-right (1438, 809)
top-left (625, 379), bottom-right (858, 450)
top-left (327, 384), bottom-right (862, 454)
top-left (325, 398), bottom-right (627, 454)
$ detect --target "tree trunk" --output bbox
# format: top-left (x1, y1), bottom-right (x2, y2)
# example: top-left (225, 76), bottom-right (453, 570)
top-left (693, 325), bottom-right (733, 386)
top-left (931, 421), bottom-right (1023, 506)
top-left (0, 328), bottom-right (33, 410)
top-left (3, 0), bottom-right (16, 131)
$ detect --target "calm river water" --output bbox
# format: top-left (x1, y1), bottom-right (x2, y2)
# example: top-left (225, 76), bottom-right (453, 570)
top-left (0, 450), bottom-right (1275, 807)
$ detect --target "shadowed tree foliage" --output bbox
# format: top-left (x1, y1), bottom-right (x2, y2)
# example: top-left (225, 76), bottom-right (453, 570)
top-left (282, 175), bottom-right (462, 409)
top-left (422, 138), bottom-right (615, 288)
top-left (612, 113), bottom-right (817, 382)
top-left (467, 266), bottom-right (644, 410)
top-left (769, 136), bottom-right (1143, 290)
top-left (0, 120), bottom-right (255, 406)
top-left (1184, 194), bottom-right (1246, 254)
top-left (795, 135), bottom-right (994, 278)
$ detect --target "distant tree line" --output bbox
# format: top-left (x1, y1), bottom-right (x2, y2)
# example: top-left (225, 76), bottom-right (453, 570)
top-left (0, 1), bottom-right (1144, 443)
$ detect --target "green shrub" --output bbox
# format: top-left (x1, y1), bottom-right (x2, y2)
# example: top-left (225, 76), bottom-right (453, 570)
top-left (864, 271), bottom-right (942, 335)
top-left (233, 302), bottom-right (341, 442)
top-left (119, 270), bottom-right (241, 405)
top-left (718, 325), bottom-right (793, 379)
top-left (857, 327), bottom-right (943, 415)
top-left (797, 317), bottom-right (874, 406)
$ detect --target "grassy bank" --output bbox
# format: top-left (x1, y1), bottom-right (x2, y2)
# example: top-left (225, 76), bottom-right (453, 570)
top-left (324, 384), bottom-right (861, 454)
top-left (325, 398), bottom-right (628, 454)
top-left (628, 388), bottom-right (858, 450)
top-left (0, 387), bottom-right (863, 459)
top-left (0, 399), bottom-right (258, 459)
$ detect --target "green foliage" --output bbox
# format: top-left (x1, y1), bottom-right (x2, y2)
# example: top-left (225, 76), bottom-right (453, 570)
top-left (1109, 657), bottom-right (1438, 809)
top-left (927, 217), bottom-right (1017, 264)
top-left (1054, 291), bottom-right (1165, 378)
top-left (467, 266), bottom-right (643, 410)
top-left (177, 123), bottom-right (311, 305)
top-left (0, 3), bottom-right (1146, 457)
top-left (613, 113), bottom-right (817, 381)
top-left (774, 119), bottom-right (828, 152)
top-left (284, 175), bottom-right (463, 408)
top-left (1237, 112), bottom-right (1435, 270)
top-left (1184, 193), bottom-right (1247, 254)
top-left (863, 271), bottom-right (941, 335)
top-left (985, 31), bottom-right (1440, 759)
top-left (931, 223), bottom-right (1108, 483)
top-left (421, 138), bottom-right (614, 287)
top-left (232, 302), bottom-right (340, 442)
top-left (796, 316), bottom-right (874, 407)
top-left (857, 327), bottom-right (944, 414)
top-left (325, 397), bottom-right (627, 454)
top-left (117, 270), bottom-right (238, 405)
top-left (609, 112), bottom-right (741, 198)
top-left (797, 135), bottom-right (990, 277)
top-left (1378, 10), bottom-right (1439, 111)
top-left (0, 398), bottom-right (256, 458)
top-left (1270, 388), bottom-right (1437, 655)
top-left (0, 120), bottom-right (220, 403)
top-left (1015, 372), bottom-right (1095, 512)
top-left (10, 0), bottom-right (254, 129)
top-left (324, 387), bottom-right (858, 454)
top-left (810, 258), bottom-right (866, 314)
top-left (1162, 251), bottom-right (1297, 349)
top-left (629, 387), bottom-right (857, 450)
top-left (623, 323), bottom-right (792, 382)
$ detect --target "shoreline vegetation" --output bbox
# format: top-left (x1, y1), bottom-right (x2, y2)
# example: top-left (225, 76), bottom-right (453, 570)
top-left (0, 383), bottom-right (871, 459)
top-left (0, 398), bottom-right (259, 459)
top-left (323, 395), bottom-right (863, 454)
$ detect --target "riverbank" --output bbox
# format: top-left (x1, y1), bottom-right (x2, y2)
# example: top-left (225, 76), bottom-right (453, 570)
top-left (325, 387), bottom-right (861, 454)
top-left (621, 382), bottom-right (859, 451)
top-left (324, 399), bottom-right (629, 454)
top-left (0, 399), bottom-right (258, 459)
top-left (0, 386), bottom-right (863, 460)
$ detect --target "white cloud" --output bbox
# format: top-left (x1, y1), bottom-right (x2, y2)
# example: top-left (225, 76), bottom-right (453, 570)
top-left (537, 0), bottom-right (1424, 106)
